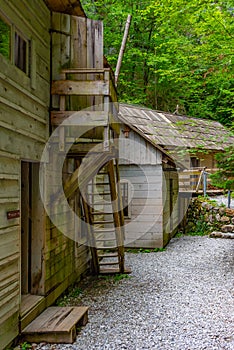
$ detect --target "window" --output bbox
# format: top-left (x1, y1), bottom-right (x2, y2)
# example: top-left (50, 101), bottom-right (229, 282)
top-left (0, 16), bottom-right (10, 59)
top-left (0, 13), bottom-right (29, 74)
top-left (120, 181), bottom-right (131, 218)
top-left (15, 31), bottom-right (27, 73)
top-left (190, 157), bottom-right (200, 168)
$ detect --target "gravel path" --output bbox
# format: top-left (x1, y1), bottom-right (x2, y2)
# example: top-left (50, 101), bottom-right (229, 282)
top-left (36, 236), bottom-right (233, 350)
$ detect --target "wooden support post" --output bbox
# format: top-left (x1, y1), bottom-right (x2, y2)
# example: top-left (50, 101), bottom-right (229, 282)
top-left (114, 158), bottom-right (125, 237)
top-left (59, 72), bottom-right (66, 152)
top-left (227, 190), bottom-right (231, 209)
top-left (81, 193), bottom-right (99, 275)
top-left (107, 160), bottom-right (125, 273)
top-left (203, 169), bottom-right (207, 196)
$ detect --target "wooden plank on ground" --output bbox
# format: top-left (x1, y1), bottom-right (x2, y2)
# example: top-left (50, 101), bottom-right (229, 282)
top-left (22, 306), bottom-right (89, 343)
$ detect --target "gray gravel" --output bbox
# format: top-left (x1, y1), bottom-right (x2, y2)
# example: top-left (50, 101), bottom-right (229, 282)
top-left (36, 236), bottom-right (234, 350)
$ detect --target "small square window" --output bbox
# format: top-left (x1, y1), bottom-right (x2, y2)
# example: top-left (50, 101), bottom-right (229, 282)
top-left (14, 31), bottom-right (27, 73)
top-left (0, 16), bottom-right (11, 59)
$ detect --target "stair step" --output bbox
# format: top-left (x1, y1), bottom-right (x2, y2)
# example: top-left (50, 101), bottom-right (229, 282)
top-left (94, 228), bottom-right (115, 233)
top-left (21, 306), bottom-right (89, 344)
top-left (98, 253), bottom-right (118, 258)
top-left (96, 246), bottom-right (117, 250)
top-left (91, 192), bottom-right (111, 196)
top-left (91, 211), bottom-right (112, 215)
top-left (93, 220), bottom-right (114, 224)
top-left (94, 182), bottom-right (110, 185)
top-left (92, 201), bottom-right (112, 206)
top-left (96, 238), bottom-right (116, 242)
top-left (99, 261), bottom-right (119, 266)
top-left (99, 267), bottom-right (132, 275)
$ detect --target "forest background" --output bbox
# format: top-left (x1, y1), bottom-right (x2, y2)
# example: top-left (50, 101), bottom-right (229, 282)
top-left (81, 0), bottom-right (234, 127)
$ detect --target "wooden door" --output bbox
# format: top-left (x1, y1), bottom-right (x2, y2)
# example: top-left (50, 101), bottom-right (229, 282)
top-left (21, 162), bottom-right (45, 296)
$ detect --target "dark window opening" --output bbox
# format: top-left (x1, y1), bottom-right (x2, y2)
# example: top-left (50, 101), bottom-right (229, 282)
top-left (15, 31), bottom-right (27, 73)
top-left (121, 182), bottom-right (130, 218)
top-left (190, 157), bottom-right (200, 168)
top-left (0, 16), bottom-right (10, 59)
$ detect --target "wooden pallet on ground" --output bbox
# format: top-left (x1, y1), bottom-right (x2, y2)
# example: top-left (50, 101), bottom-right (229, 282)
top-left (21, 306), bottom-right (89, 343)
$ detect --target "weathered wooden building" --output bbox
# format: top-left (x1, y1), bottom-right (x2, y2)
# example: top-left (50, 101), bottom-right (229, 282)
top-left (118, 105), bottom-right (179, 249)
top-left (0, 1), bottom-right (125, 348)
top-left (118, 103), bottom-right (234, 248)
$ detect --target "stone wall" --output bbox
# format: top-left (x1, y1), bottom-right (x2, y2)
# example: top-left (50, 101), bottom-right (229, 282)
top-left (186, 197), bottom-right (234, 234)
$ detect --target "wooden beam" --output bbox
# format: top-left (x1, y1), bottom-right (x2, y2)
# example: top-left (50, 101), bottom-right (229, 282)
top-left (51, 80), bottom-right (109, 96)
top-left (51, 110), bottom-right (109, 126)
top-left (61, 68), bottom-right (110, 74)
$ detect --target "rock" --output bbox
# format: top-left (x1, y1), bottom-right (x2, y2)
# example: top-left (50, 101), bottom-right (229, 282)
top-left (215, 214), bottom-right (221, 221)
top-left (231, 217), bottom-right (234, 225)
top-left (208, 214), bottom-right (214, 223)
top-left (220, 216), bottom-right (230, 224)
top-left (209, 231), bottom-right (234, 239)
top-left (225, 208), bottom-right (234, 217)
top-left (219, 207), bottom-right (226, 215)
top-left (221, 224), bottom-right (234, 233)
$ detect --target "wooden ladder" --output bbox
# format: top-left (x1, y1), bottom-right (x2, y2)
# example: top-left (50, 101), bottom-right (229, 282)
top-left (82, 159), bottom-right (129, 275)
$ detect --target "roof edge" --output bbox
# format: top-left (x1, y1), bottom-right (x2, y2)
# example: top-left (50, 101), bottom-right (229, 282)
top-left (44, 0), bottom-right (86, 17)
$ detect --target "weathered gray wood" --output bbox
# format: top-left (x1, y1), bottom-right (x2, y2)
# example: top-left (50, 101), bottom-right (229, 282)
top-left (31, 164), bottom-right (46, 295)
top-left (107, 160), bottom-right (125, 273)
top-left (22, 306), bottom-right (89, 343)
top-left (51, 80), bottom-right (110, 96)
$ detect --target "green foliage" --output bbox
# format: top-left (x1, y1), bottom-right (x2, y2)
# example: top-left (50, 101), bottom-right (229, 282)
top-left (20, 342), bottom-right (32, 350)
top-left (126, 247), bottom-right (166, 253)
top-left (0, 17), bottom-right (10, 59)
top-left (187, 219), bottom-right (210, 236)
top-left (210, 145), bottom-right (234, 190)
top-left (56, 286), bottom-right (83, 306)
top-left (113, 273), bottom-right (130, 282)
top-left (81, 0), bottom-right (234, 125)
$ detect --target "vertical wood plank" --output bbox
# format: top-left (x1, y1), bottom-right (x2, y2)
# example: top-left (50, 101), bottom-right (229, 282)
top-left (107, 160), bottom-right (125, 273)
top-left (71, 16), bottom-right (87, 110)
top-left (21, 162), bottom-right (29, 294)
top-left (31, 163), bottom-right (45, 295)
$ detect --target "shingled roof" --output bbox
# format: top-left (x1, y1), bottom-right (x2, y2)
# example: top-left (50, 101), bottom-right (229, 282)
top-left (119, 103), bottom-right (234, 151)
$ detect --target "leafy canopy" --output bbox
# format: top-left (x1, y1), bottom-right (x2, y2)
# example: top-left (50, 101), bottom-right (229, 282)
top-left (210, 146), bottom-right (234, 190)
top-left (81, 0), bottom-right (234, 126)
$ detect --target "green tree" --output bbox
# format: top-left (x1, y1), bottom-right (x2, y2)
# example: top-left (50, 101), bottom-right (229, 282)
top-left (210, 145), bottom-right (234, 190)
top-left (0, 17), bottom-right (10, 59)
top-left (81, 0), bottom-right (234, 125)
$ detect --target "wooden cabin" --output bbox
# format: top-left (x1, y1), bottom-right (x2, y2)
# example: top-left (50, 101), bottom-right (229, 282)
top-left (119, 104), bottom-right (234, 193)
top-left (118, 108), bottom-right (179, 249)
top-left (0, 1), bottom-right (125, 348)
top-left (118, 103), bottom-right (234, 248)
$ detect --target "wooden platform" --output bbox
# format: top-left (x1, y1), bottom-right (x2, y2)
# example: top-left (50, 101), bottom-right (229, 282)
top-left (21, 306), bottom-right (89, 343)
top-left (99, 267), bottom-right (132, 274)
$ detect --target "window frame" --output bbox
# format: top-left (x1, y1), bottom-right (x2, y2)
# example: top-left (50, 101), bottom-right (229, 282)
top-left (120, 180), bottom-right (132, 219)
top-left (0, 13), bottom-right (11, 60)
top-left (0, 12), bottom-right (30, 76)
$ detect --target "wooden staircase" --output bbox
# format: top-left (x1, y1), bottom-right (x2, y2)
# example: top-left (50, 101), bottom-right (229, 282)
top-left (50, 62), bottom-right (130, 276)
top-left (83, 159), bottom-right (130, 275)
top-left (62, 151), bottom-right (130, 275)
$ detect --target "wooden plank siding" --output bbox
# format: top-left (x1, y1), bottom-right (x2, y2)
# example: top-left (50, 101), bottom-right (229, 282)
top-left (119, 164), bottom-right (164, 248)
top-left (119, 128), bottom-right (179, 248)
top-left (0, 154), bottom-right (20, 348)
top-left (119, 129), bottom-right (162, 166)
top-left (0, 2), bottom-right (50, 348)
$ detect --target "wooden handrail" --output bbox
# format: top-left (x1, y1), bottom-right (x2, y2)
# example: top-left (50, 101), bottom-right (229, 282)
top-left (61, 68), bottom-right (111, 74)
